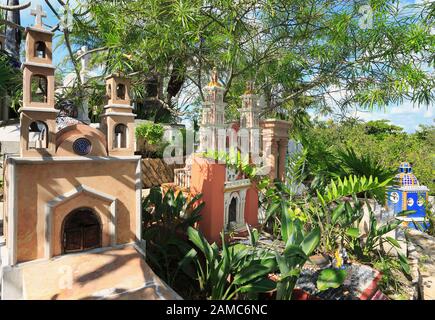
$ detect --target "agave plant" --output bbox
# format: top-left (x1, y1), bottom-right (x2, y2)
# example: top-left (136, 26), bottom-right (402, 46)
top-left (142, 186), bottom-right (204, 232)
top-left (274, 218), bottom-right (321, 300)
top-left (262, 185), bottom-right (321, 299)
top-left (184, 227), bottom-right (277, 300)
top-left (141, 186), bottom-right (204, 286)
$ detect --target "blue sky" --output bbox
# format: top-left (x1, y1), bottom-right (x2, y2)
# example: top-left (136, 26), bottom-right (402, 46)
top-left (14, 0), bottom-right (434, 132)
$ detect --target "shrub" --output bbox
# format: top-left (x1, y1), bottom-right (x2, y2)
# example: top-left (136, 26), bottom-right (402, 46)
top-left (135, 122), bottom-right (168, 158)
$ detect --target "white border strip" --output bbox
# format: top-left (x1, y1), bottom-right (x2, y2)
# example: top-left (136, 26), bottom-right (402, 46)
top-left (135, 159), bottom-right (142, 241)
top-left (9, 155), bottom-right (141, 164)
top-left (7, 156), bottom-right (17, 266)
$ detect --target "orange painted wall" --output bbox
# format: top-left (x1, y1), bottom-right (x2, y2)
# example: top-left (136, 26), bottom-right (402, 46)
top-left (189, 155), bottom-right (259, 243)
top-left (190, 156), bottom-right (226, 243)
top-left (245, 183), bottom-right (259, 227)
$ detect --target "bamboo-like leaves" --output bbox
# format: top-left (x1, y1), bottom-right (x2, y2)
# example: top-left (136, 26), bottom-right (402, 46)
top-left (321, 175), bottom-right (392, 205)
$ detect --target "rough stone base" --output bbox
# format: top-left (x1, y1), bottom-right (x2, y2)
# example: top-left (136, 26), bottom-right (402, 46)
top-left (406, 229), bottom-right (435, 300)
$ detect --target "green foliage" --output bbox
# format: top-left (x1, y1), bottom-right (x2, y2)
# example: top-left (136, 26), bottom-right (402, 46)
top-left (424, 202), bottom-right (435, 237)
top-left (143, 186), bottom-right (203, 232)
top-left (185, 227), bottom-right (277, 300)
top-left (373, 254), bottom-right (412, 298)
top-left (346, 207), bottom-right (408, 269)
top-left (318, 175), bottom-right (392, 206)
top-left (67, 0), bottom-right (434, 122)
top-left (365, 120), bottom-right (404, 136)
top-left (301, 120), bottom-right (435, 195)
top-left (142, 187), bottom-right (204, 287)
top-left (317, 268), bottom-right (347, 291)
top-left (0, 53), bottom-right (22, 111)
top-left (260, 177), bottom-right (322, 299)
top-left (135, 122), bottom-right (168, 158)
top-left (0, 54), bottom-right (20, 93)
top-left (275, 218), bottom-right (321, 300)
top-left (310, 176), bottom-right (407, 263)
top-left (335, 148), bottom-right (397, 185)
top-left (202, 149), bottom-right (258, 181)
top-left (135, 122), bottom-right (165, 144)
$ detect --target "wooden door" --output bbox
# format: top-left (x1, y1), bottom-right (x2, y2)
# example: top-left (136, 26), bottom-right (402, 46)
top-left (63, 209), bottom-right (102, 254)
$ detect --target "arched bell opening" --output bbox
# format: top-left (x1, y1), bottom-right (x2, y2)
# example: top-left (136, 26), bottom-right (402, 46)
top-left (116, 84), bottom-right (126, 100)
top-left (113, 123), bottom-right (128, 148)
top-left (34, 41), bottom-right (46, 58)
top-left (30, 74), bottom-right (48, 103)
top-left (28, 120), bottom-right (48, 149)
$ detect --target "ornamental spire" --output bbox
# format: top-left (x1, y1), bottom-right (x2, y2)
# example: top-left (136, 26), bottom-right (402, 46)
top-left (208, 67), bottom-right (221, 87)
top-left (244, 80), bottom-right (254, 94)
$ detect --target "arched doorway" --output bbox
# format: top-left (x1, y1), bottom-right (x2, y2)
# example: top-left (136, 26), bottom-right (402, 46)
top-left (228, 197), bottom-right (238, 230)
top-left (62, 208), bottom-right (102, 254)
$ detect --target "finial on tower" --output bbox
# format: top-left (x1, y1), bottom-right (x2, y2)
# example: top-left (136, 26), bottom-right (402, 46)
top-left (30, 5), bottom-right (47, 29)
top-left (208, 67), bottom-right (221, 87)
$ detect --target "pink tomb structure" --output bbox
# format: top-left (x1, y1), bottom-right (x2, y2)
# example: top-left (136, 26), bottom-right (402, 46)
top-left (172, 70), bottom-right (291, 243)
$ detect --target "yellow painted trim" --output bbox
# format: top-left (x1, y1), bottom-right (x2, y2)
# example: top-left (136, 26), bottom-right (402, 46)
top-left (402, 191), bottom-right (407, 210)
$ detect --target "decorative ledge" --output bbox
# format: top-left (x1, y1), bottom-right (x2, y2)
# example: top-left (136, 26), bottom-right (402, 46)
top-left (224, 178), bottom-right (251, 191)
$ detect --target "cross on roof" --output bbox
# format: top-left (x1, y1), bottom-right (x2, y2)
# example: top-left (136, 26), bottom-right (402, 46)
top-left (77, 46), bottom-right (90, 70)
top-left (31, 5), bottom-right (47, 28)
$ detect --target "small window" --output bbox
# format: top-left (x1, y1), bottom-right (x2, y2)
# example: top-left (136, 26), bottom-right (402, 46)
top-left (31, 75), bottom-right (48, 103)
top-left (28, 121), bottom-right (48, 149)
top-left (73, 138), bottom-right (92, 155)
top-left (116, 84), bottom-right (126, 100)
top-left (114, 124), bottom-right (128, 148)
top-left (35, 41), bottom-right (46, 58)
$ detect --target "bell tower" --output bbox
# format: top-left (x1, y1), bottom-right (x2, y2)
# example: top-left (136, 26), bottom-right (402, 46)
top-left (199, 68), bottom-right (227, 153)
top-left (239, 81), bottom-right (261, 157)
top-left (20, 5), bottom-right (57, 156)
top-left (101, 73), bottom-right (136, 156)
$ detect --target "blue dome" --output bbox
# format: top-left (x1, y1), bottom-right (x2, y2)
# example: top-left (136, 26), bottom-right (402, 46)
top-left (395, 162), bottom-right (419, 186)
top-left (399, 162), bottom-right (412, 173)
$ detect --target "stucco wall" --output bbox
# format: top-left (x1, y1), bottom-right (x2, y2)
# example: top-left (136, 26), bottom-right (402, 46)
top-left (13, 159), bottom-right (138, 263)
top-left (245, 185), bottom-right (259, 227)
top-left (190, 156), bottom-right (259, 243)
top-left (190, 156), bottom-right (226, 243)
top-left (55, 124), bottom-right (108, 157)
top-left (51, 193), bottom-right (112, 257)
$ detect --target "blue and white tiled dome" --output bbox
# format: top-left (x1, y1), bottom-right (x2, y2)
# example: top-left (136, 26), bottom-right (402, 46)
top-left (395, 162), bottom-right (419, 187)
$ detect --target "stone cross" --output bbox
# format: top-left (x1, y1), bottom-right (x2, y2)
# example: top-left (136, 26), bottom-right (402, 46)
top-left (31, 5), bottom-right (47, 28)
top-left (76, 46), bottom-right (91, 123)
top-left (77, 46), bottom-right (90, 81)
